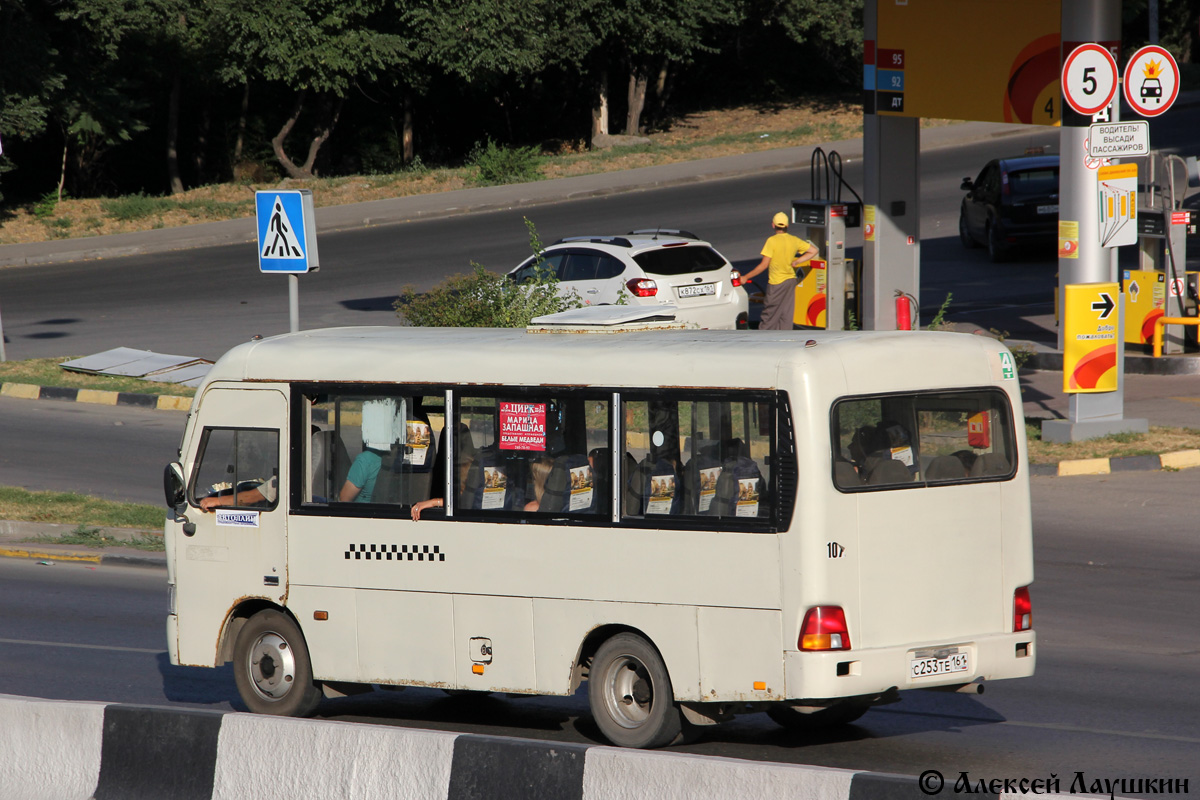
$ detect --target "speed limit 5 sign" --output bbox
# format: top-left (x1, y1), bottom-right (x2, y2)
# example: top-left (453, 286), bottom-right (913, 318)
top-left (1062, 43), bottom-right (1119, 116)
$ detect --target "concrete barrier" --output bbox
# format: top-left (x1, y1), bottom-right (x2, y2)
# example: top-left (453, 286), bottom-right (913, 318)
top-left (0, 695), bottom-right (105, 800)
top-left (0, 695), bottom-right (1127, 800)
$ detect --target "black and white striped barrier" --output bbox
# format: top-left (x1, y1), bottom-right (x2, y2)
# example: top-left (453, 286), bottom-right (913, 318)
top-left (1, 695), bottom-right (1122, 800)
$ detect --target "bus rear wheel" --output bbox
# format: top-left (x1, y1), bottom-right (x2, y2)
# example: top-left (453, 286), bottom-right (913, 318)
top-left (767, 700), bottom-right (870, 731)
top-left (588, 633), bottom-right (683, 748)
top-left (233, 609), bottom-right (322, 717)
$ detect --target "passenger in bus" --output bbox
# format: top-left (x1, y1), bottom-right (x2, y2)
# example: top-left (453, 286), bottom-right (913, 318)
top-left (523, 457), bottom-right (554, 512)
top-left (848, 424), bottom-right (890, 477)
top-left (199, 475), bottom-right (277, 510)
top-left (337, 447), bottom-right (387, 503)
top-left (410, 426), bottom-right (476, 520)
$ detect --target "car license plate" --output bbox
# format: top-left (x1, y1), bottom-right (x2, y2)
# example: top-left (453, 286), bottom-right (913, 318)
top-left (677, 283), bottom-right (716, 298)
top-left (1037, 204), bottom-right (1059, 215)
top-left (910, 651), bottom-right (969, 679)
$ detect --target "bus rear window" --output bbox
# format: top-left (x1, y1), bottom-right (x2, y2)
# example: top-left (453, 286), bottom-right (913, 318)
top-left (832, 389), bottom-right (1015, 490)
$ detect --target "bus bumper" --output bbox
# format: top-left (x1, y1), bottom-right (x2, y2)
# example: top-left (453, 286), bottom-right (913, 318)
top-left (783, 630), bottom-right (1036, 701)
top-left (167, 614), bottom-right (180, 667)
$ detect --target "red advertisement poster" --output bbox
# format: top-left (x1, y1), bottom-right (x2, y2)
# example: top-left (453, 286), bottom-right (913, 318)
top-left (500, 402), bottom-right (546, 451)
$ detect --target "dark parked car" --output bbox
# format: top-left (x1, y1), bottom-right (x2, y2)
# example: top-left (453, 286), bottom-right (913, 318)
top-left (959, 154), bottom-right (1059, 262)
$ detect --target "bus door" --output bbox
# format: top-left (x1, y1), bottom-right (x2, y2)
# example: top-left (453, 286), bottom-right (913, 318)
top-left (176, 386), bottom-right (288, 667)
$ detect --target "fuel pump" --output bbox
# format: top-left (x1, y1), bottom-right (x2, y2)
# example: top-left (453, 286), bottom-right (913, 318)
top-left (1126, 153), bottom-right (1197, 353)
top-left (790, 148), bottom-right (863, 330)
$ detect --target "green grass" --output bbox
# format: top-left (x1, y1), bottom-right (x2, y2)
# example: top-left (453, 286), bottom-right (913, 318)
top-left (99, 193), bottom-right (252, 223)
top-left (100, 193), bottom-right (174, 221)
top-left (0, 356), bottom-right (196, 397)
top-left (0, 486), bottom-right (164, 529)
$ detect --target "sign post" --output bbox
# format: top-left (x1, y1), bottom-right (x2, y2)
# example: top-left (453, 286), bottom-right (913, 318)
top-left (256, 190), bottom-right (319, 334)
top-left (1043, 1), bottom-right (1148, 442)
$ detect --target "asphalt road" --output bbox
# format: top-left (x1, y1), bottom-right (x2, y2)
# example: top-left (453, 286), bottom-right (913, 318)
top-left (0, 395), bottom-right (184, 505)
top-left (1, 469), bottom-right (1196, 785)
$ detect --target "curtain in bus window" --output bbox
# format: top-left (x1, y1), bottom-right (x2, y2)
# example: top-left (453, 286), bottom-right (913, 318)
top-left (192, 428), bottom-right (279, 510)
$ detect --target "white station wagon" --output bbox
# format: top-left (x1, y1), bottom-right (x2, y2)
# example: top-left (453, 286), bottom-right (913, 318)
top-left (508, 230), bottom-right (750, 330)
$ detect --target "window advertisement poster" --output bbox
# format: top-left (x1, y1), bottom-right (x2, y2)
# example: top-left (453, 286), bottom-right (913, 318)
top-left (647, 475), bottom-right (676, 515)
top-left (698, 467), bottom-right (720, 512)
top-left (500, 402), bottom-right (546, 451)
top-left (404, 421), bottom-right (431, 466)
top-left (568, 465), bottom-right (594, 511)
top-left (735, 478), bottom-right (760, 517)
top-left (482, 466), bottom-right (507, 509)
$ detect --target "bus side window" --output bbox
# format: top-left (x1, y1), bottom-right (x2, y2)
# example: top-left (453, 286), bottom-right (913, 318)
top-left (456, 394), bottom-right (609, 517)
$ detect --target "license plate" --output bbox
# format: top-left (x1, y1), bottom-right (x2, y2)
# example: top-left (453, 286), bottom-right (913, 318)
top-left (677, 283), bottom-right (716, 298)
top-left (1037, 204), bottom-right (1059, 215)
top-left (910, 651), bottom-right (969, 679)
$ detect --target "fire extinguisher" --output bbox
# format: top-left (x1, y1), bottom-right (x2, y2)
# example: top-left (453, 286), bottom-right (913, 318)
top-left (894, 290), bottom-right (917, 331)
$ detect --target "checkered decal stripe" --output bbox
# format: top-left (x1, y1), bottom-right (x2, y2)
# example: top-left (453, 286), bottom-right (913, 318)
top-left (345, 543), bottom-right (445, 562)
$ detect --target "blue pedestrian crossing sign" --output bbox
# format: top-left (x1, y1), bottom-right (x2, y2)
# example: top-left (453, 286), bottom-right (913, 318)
top-left (256, 190), bottom-right (319, 273)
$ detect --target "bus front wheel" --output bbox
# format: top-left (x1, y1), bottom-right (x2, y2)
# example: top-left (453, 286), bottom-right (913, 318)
top-left (588, 633), bottom-right (683, 748)
top-left (233, 610), bottom-right (322, 717)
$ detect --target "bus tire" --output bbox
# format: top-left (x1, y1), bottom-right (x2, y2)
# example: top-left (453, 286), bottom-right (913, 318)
top-left (588, 633), bottom-right (682, 748)
top-left (233, 609), bottom-right (322, 717)
top-left (766, 700), bottom-right (869, 731)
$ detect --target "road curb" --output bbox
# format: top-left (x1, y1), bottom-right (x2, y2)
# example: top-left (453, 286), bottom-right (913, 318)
top-left (0, 380), bottom-right (191, 412)
top-left (0, 544), bottom-right (165, 568)
top-left (1030, 449), bottom-right (1200, 477)
top-left (0, 695), bottom-right (1139, 800)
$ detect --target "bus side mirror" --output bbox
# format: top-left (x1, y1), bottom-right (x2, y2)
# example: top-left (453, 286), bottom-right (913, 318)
top-left (164, 462), bottom-right (188, 516)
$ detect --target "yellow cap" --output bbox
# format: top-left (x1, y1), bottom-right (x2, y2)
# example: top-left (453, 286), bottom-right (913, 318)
top-left (772, 212), bottom-right (789, 228)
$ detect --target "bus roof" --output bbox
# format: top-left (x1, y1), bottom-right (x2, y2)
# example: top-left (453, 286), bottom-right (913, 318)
top-left (199, 326), bottom-right (1013, 396)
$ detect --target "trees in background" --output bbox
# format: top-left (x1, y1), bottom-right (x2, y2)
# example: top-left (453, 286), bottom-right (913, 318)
top-left (1, 0), bottom-right (1194, 206)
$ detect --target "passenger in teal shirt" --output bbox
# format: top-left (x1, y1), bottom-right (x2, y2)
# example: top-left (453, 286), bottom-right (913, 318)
top-left (339, 449), bottom-right (384, 502)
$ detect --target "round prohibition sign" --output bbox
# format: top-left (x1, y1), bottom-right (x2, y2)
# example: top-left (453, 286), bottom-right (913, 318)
top-left (1124, 45), bottom-right (1180, 118)
top-left (1062, 43), bottom-right (1119, 116)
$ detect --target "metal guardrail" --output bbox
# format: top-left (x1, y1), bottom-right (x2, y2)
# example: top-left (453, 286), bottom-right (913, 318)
top-left (1152, 316), bottom-right (1200, 358)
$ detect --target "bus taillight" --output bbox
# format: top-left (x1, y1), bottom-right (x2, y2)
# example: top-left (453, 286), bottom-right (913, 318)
top-left (1013, 586), bottom-right (1032, 631)
top-left (625, 278), bottom-right (658, 297)
top-left (799, 606), bottom-right (851, 651)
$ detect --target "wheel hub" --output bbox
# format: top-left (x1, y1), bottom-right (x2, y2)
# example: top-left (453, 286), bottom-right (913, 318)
top-left (248, 632), bottom-right (296, 700)
top-left (606, 656), bottom-right (653, 727)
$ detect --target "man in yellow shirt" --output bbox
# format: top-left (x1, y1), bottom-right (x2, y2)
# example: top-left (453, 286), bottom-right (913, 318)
top-left (740, 212), bottom-right (819, 330)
